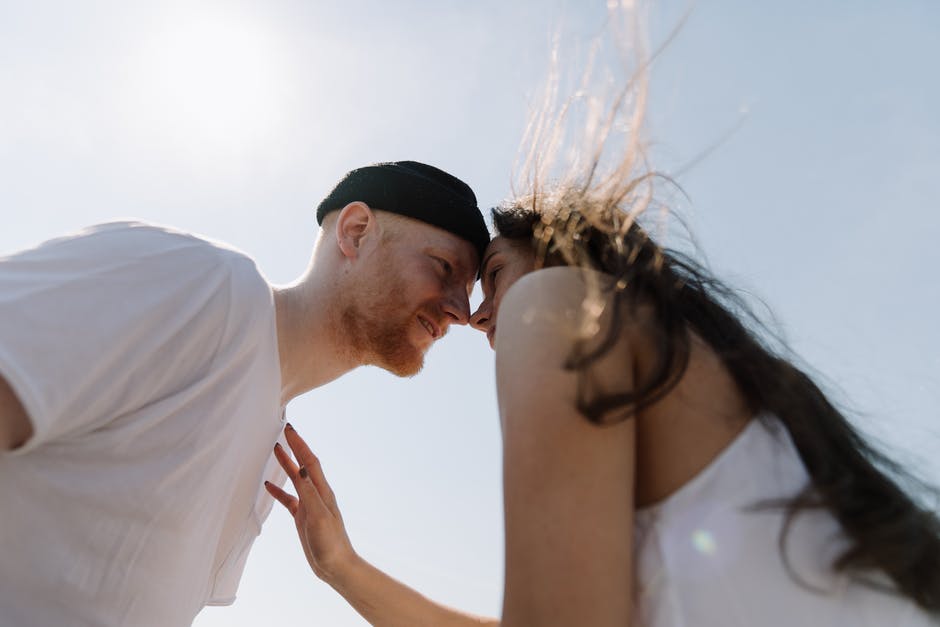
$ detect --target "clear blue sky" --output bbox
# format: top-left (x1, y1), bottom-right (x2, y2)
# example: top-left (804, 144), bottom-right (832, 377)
top-left (1, 1), bottom-right (937, 625)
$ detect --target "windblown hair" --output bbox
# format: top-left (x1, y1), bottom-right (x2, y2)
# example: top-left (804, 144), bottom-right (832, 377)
top-left (502, 2), bottom-right (940, 613)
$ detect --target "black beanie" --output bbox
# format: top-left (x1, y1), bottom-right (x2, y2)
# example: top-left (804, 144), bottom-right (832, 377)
top-left (315, 161), bottom-right (490, 262)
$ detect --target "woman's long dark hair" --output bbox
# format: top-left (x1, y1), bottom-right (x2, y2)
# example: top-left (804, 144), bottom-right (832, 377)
top-left (492, 196), bottom-right (940, 612)
top-left (508, 2), bottom-right (940, 610)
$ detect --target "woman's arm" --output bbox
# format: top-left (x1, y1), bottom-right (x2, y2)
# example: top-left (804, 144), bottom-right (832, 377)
top-left (266, 425), bottom-right (498, 627)
top-left (495, 268), bottom-right (636, 627)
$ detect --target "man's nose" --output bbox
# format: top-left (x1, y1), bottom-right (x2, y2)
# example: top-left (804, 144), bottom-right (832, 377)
top-left (441, 289), bottom-right (471, 326)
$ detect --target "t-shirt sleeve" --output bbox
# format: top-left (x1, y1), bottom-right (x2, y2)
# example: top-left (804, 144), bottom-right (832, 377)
top-left (0, 223), bottom-right (252, 454)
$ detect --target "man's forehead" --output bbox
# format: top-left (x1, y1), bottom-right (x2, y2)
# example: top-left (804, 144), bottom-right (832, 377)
top-left (409, 221), bottom-right (479, 263)
top-left (381, 210), bottom-right (484, 268)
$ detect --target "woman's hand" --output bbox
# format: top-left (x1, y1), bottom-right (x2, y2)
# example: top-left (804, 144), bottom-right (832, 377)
top-left (265, 423), bottom-right (357, 584)
top-left (266, 425), bottom-right (500, 627)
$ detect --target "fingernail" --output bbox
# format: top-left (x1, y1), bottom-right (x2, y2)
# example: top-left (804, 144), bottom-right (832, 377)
top-left (274, 442), bottom-right (282, 451)
top-left (264, 480), bottom-right (271, 487)
top-left (286, 422), bottom-right (294, 431)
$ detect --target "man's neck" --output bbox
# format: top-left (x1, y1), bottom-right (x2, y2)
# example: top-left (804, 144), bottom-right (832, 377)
top-left (273, 281), bottom-right (361, 405)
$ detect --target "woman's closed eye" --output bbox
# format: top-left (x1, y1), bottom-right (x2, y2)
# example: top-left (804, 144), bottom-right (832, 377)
top-left (486, 265), bottom-right (502, 287)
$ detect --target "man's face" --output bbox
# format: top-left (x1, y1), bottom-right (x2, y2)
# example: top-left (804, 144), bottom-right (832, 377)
top-left (341, 218), bottom-right (479, 377)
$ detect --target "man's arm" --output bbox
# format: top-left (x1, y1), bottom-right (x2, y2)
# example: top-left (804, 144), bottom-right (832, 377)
top-left (0, 374), bottom-right (32, 451)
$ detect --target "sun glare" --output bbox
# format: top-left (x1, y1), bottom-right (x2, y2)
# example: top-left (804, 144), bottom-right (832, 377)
top-left (128, 14), bottom-right (290, 157)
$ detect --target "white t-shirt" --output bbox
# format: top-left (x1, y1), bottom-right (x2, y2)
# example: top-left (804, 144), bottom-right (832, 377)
top-left (633, 416), bottom-right (936, 626)
top-left (0, 222), bottom-right (287, 627)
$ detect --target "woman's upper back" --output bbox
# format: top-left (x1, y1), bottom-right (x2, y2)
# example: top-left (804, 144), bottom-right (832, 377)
top-left (496, 265), bottom-right (754, 509)
top-left (493, 267), bottom-right (937, 625)
top-left (633, 416), bottom-right (935, 626)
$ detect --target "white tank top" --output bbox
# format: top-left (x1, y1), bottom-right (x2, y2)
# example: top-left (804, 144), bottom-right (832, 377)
top-left (633, 417), bottom-right (937, 626)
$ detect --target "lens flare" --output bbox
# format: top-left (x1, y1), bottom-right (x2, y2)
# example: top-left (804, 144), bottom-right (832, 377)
top-left (691, 529), bottom-right (717, 556)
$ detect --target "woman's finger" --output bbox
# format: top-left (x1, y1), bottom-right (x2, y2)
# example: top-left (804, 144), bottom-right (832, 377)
top-left (265, 480), bottom-right (299, 516)
top-left (284, 423), bottom-right (317, 468)
top-left (273, 440), bottom-right (327, 518)
top-left (273, 441), bottom-right (302, 484)
top-left (280, 425), bottom-right (333, 517)
top-left (303, 450), bottom-right (340, 515)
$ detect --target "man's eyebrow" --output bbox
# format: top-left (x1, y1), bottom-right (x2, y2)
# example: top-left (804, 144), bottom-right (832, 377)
top-left (428, 246), bottom-right (467, 274)
top-left (433, 247), bottom-right (475, 291)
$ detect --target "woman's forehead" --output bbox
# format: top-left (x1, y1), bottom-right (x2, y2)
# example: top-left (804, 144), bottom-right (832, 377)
top-left (481, 237), bottom-right (532, 276)
top-left (484, 236), bottom-right (524, 256)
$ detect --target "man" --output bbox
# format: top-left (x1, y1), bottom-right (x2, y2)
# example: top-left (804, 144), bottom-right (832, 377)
top-left (0, 161), bottom-right (489, 627)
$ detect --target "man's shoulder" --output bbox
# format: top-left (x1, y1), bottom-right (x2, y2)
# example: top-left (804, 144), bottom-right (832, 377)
top-left (68, 221), bottom-right (265, 279)
top-left (8, 220), bottom-right (237, 261)
top-left (127, 223), bottom-right (274, 318)
top-left (4, 220), bottom-right (272, 308)
top-left (79, 220), bottom-right (249, 259)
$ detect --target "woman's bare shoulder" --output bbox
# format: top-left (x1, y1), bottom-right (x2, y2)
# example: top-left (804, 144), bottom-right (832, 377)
top-left (497, 267), bottom-right (611, 339)
top-left (496, 266), bottom-right (632, 358)
top-left (501, 265), bottom-right (606, 309)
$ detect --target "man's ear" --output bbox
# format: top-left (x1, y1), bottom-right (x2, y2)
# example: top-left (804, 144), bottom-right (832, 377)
top-left (334, 202), bottom-right (377, 260)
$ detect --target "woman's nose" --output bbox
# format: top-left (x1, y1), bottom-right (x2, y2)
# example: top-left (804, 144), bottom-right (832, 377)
top-left (469, 300), bottom-right (491, 332)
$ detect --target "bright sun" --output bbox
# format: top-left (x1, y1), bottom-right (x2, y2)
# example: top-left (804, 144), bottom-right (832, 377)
top-left (129, 14), bottom-right (290, 155)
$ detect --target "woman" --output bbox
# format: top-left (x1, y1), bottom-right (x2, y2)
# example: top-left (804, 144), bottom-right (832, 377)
top-left (267, 189), bottom-right (940, 624)
top-left (266, 10), bottom-right (940, 624)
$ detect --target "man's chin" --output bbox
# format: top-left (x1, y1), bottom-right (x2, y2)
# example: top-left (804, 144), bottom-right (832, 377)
top-left (373, 346), bottom-right (425, 378)
top-left (386, 362), bottom-right (423, 378)
top-left (379, 358), bottom-right (424, 378)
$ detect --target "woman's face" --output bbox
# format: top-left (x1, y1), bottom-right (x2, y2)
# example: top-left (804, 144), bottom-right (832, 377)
top-left (470, 236), bottom-right (536, 349)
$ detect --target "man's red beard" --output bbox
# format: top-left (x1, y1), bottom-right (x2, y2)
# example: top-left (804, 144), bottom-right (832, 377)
top-left (340, 262), bottom-right (428, 377)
